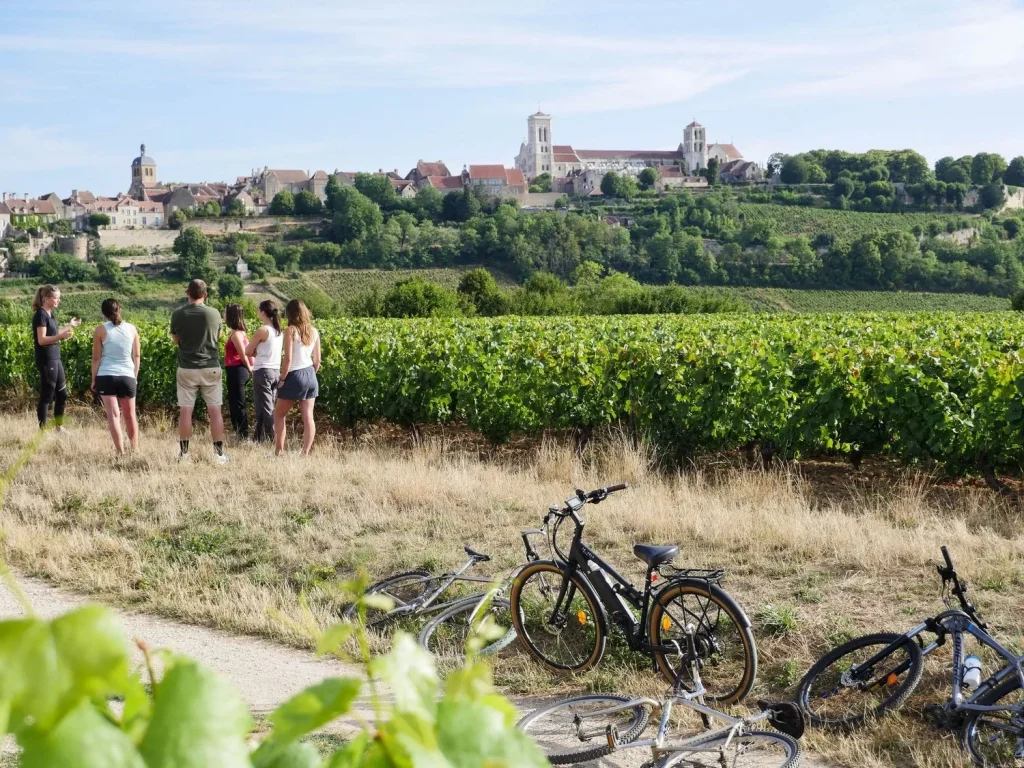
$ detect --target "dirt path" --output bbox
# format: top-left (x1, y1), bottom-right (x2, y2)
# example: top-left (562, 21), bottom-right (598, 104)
top-left (0, 577), bottom-right (838, 767)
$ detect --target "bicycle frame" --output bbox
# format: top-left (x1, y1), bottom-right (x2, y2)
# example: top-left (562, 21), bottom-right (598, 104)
top-left (852, 609), bottom-right (1024, 717)
top-left (536, 495), bottom-right (715, 656)
top-left (388, 557), bottom-right (501, 619)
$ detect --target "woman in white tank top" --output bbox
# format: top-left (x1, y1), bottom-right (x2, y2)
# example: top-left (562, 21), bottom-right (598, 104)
top-left (273, 299), bottom-right (321, 456)
top-left (89, 298), bottom-right (140, 455)
top-left (245, 300), bottom-right (284, 444)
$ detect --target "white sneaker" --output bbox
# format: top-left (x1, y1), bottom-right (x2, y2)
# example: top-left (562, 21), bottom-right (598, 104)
top-left (54, 427), bottom-right (73, 437)
top-left (215, 453), bottom-right (230, 465)
top-left (177, 452), bottom-right (191, 463)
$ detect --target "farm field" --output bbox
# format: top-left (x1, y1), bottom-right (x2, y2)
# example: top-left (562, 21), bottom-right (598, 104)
top-left (737, 287), bottom-right (1009, 313)
top-left (0, 412), bottom-right (1019, 768)
top-left (737, 203), bottom-right (975, 242)
top-left (5, 312), bottom-right (1024, 474)
top-left (272, 266), bottom-right (517, 309)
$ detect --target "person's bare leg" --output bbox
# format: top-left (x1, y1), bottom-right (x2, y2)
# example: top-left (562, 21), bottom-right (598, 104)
top-left (102, 396), bottom-right (124, 454)
top-left (299, 399), bottom-right (316, 455)
top-left (274, 399), bottom-right (292, 455)
top-left (178, 407), bottom-right (193, 440)
top-left (122, 397), bottom-right (139, 452)
top-left (208, 406), bottom-right (225, 443)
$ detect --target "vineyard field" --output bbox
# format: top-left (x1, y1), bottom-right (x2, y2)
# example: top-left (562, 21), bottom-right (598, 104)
top-left (273, 266), bottom-right (516, 308)
top-left (737, 288), bottom-right (1008, 313)
top-left (3, 312), bottom-right (1024, 474)
top-left (737, 203), bottom-right (974, 242)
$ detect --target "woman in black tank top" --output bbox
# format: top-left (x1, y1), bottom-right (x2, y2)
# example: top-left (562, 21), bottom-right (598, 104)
top-left (31, 285), bottom-right (81, 431)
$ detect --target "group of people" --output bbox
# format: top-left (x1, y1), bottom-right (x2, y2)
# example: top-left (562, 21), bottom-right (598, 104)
top-left (32, 279), bottom-right (322, 460)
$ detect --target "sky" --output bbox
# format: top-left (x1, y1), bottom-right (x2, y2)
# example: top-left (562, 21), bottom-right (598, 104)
top-left (3, 0), bottom-right (1024, 197)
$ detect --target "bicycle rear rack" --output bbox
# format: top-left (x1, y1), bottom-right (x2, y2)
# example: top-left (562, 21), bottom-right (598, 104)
top-left (658, 566), bottom-right (725, 583)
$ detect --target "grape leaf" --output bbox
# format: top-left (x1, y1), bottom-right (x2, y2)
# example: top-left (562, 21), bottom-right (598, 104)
top-left (261, 741), bottom-right (322, 768)
top-left (20, 700), bottom-right (146, 768)
top-left (139, 656), bottom-right (251, 768)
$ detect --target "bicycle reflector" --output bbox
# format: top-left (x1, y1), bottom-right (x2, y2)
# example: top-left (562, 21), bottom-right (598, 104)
top-left (577, 610), bottom-right (588, 625)
top-left (662, 616), bottom-right (672, 632)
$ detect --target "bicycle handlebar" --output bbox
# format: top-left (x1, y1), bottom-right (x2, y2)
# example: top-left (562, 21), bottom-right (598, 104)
top-left (941, 545), bottom-right (954, 573)
top-left (936, 546), bottom-right (987, 630)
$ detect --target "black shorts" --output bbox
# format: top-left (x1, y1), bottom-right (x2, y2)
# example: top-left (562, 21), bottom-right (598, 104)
top-left (95, 375), bottom-right (137, 399)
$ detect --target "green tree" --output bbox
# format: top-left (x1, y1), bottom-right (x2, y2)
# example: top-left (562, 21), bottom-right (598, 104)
top-left (217, 273), bottom-right (245, 299)
top-left (414, 185), bottom-right (443, 221)
top-left (972, 153), bottom-right (1007, 185)
top-left (569, 260), bottom-right (604, 285)
top-left (294, 190), bottom-right (323, 215)
top-left (89, 213), bottom-right (111, 228)
top-left (173, 227), bottom-right (213, 280)
top-left (168, 209), bottom-right (191, 229)
top-left (381, 278), bottom-right (462, 317)
top-left (530, 172), bottom-right (552, 193)
top-left (225, 196), bottom-right (246, 217)
top-left (832, 177), bottom-right (855, 198)
top-left (325, 174), bottom-right (342, 210)
top-left (705, 158), bottom-right (720, 186)
top-left (50, 219), bottom-right (72, 236)
top-left (245, 249), bottom-right (276, 279)
top-left (457, 267), bottom-right (509, 315)
top-left (441, 187), bottom-right (480, 223)
top-left (269, 190), bottom-right (295, 215)
top-left (638, 167), bottom-right (660, 190)
top-left (765, 152), bottom-right (787, 178)
top-left (600, 171), bottom-right (621, 198)
top-left (805, 163), bottom-right (827, 183)
top-left (780, 156), bottom-right (809, 184)
top-left (980, 182), bottom-right (1007, 210)
top-left (354, 173), bottom-right (397, 209)
top-left (1005, 156), bottom-right (1024, 186)
top-left (330, 186), bottom-right (383, 243)
top-left (36, 252), bottom-right (96, 283)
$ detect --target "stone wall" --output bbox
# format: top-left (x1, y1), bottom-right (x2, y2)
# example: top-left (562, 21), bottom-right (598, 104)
top-left (183, 216), bottom-right (320, 234)
top-left (523, 192), bottom-right (564, 208)
top-left (99, 229), bottom-right (178, 251)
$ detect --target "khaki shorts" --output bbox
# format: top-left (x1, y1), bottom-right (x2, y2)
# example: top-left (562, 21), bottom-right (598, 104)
top-left (176, 367), bottom-right (223, 409)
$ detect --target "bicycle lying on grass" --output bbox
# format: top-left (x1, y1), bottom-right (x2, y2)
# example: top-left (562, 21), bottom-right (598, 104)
top-left (511, 483), bottom-right (758, 704)
top-left (797, 546), bottom-right (1024, 767)
top-left (518, 620), bottom-right (804, 766)
top-left (343, 544), bottom-right (526, 658)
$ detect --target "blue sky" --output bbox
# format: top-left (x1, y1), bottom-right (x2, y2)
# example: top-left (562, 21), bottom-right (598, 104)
top-left (3, 0), bottom-right (1024, 196)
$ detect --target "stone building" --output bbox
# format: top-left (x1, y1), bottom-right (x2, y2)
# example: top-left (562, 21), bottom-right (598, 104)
top-left (246, 168), bottom-right (330, 203)
top-left (0, 203), bottom-right (10, 239)
top-left (514, 113), bottom-right (753, 182)
top-left (1, 194), bottom-right (58, 226)
top-left (128, 144), bottom-right (159, 198)
top-left (406, 160), bottom-right (452, 186)
top-left (466, 165), bottom-right (528, 200)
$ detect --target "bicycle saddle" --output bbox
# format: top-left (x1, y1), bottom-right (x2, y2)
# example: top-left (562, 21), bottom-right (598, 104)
top-left (464, 545), bottom-right (491, 562)
top-left (757, 700), bottom-right (805, 739)
top-left (633, 544), bottom-right (679, 567)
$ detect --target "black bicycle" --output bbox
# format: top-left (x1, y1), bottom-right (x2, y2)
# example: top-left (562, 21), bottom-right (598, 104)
top-left (510, 484), bottom-right (757, 704)
top-left (797, 546), bottom-right (1024, 767)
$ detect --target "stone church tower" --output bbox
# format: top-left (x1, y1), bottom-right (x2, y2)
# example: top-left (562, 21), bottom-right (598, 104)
top-left (681, 121), bottom-right (708, 174)
top-left (129, 143), bottom-right (157, 198)
top-left (515, 112), bottom-right (553, 180)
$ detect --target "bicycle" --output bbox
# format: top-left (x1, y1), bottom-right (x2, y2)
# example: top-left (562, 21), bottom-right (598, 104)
top-left (510, 484), bottom-right (758, 704)
top-left (343, 544), bottom-right (519, 658)
top-left (518, 620), bottom-right (804, 766)
top-left (797, 546), bottom-right (1024, 767)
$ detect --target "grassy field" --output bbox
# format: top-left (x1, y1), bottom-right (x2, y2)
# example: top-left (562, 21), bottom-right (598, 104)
top-left (738, 203), bottom-right (976, 243)
top-left (272, 266), bottom-right (517, 309)
top-left (0, 412), bottom-right (1021, 766)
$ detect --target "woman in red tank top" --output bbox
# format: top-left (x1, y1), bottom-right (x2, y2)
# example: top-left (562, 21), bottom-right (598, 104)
top-left (224, 304), bottom-right (254, 439)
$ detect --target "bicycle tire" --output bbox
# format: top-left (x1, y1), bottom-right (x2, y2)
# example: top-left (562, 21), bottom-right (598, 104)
top-left (961, 674), bottom-right (1024, 767)
top-left (648, 578), bottom-right (758, 704)
top-left (342, 570), bottom-right (432, 626)
top-left (510, 560), bottom-right (607, 673)
top-left (517, 694), bottom-right (650, 765)
top-left (417, 596), bottom-right (517, 658)
top-left (796, 632), bottom-right (923, 729)
top-left (642, 729), bottom-right (802, 767)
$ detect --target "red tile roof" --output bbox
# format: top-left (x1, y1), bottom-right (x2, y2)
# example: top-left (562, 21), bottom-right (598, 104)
top-left (505, 168), bottom-right (526, 186)
top-left (0, 203), bottom-right (11, 215)
top-left (469, 164), bottom-right (507, 180)
top-left (553, 153), bottom-right (580, 163)
top-left (4, 198), bottom-right (57, 215)
top-left (427, 176), bottom-right (464, 190)
top-left (311, 170), bottom-right (328, 179)
top-left (413, 160), bottom-right (450, 178)
top-left (710, 143), bottom-right (743, 161)
top-left (575, 149), bottom-right (684, 161)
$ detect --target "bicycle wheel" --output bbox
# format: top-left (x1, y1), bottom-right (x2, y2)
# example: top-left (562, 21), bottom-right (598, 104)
top-left (961, 675), bottom-right (1024, 767)
top-left (510, 560), bottom-right (607, 673)
top-left (645, 730), bottom-right (802, 767)
top-left (342, 570), bottom-right (432, 628)
top-left (648, 579), bottom-right (758, 704)
top-left (417, 596), bottom-right (516, 661)
top-left (517, 694), bottom-right (650, 765)
top-left (796, 632), bottom-right (923, 728)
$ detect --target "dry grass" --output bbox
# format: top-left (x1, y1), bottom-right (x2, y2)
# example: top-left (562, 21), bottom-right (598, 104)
top-left (1, 411), bottom-right (1023, 767)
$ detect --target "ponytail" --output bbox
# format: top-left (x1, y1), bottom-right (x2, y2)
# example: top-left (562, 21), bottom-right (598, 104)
top-left (32, 285), bottom-right (58, 313)
top-left (259, 299), bottom-right (282, 334)
top-left (101, 298), bottom-right (123, 326)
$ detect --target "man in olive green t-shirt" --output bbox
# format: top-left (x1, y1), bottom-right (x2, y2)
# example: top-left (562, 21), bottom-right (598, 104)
top-left (170, 279), bottom-right (228, 463)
